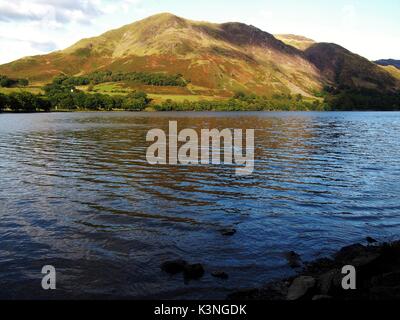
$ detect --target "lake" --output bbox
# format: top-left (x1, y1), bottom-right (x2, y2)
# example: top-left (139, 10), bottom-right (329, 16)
top-left (0, 111), bottom-right (400, 299)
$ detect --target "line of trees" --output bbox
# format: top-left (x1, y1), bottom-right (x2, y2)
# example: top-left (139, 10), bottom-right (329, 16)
top-left (1, 86), bottom-right (329, 113)
top-left (0, 75), bottom-right (29, 87)
top-left (0, 92), bottom-right (50, 112)
top-left (3, 75), bottom-right (400, 113)
top-left (323, 86), bottom-right (400, 111)
top-left (54, 70), bottom-right (187, 87)
top-left (154, 92), bottom-right (328, 111)
top-left (0, 90), bottom-right (151, 113)
top-left (43, 81), bottom-right (151, 111)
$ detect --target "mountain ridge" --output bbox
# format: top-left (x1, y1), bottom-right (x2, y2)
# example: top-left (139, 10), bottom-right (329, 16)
top-left (375, 59), bottom-right (400, 69)
top-left (275, 34), bottom-right (316, 51)
top-left (0, 13), bottom-right (398, 97)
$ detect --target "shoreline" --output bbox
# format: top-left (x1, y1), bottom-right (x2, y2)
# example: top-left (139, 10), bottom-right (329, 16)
top-left (2, 109), bottom-right (400, 114)
top-left (228, 239), bottom-right (400, 300)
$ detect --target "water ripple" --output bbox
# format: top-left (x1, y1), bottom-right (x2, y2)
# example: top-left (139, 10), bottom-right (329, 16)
top-left (1, 111), bottom-right (400, 299)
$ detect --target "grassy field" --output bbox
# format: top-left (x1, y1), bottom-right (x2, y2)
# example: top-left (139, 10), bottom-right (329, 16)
top-left (148, 93), bottom-right (225, 104)
top-left (78, 82), bottom-right (226, 103)
top-left (0, 86), bottom-right (44, 94)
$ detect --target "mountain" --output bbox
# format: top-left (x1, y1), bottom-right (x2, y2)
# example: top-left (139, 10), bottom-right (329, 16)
top-left (275, 34), bottom-right (315, 51)
top-left (0, 13), bottom-right (321, 97)
top-left (375, 59), bottom-right (400, 69)
top-left (0, 13), bottom-right (398, 97)
top-left (305, 43), bottom-right (399, 91)
top-left (379, 65), bottom-right (400, 81)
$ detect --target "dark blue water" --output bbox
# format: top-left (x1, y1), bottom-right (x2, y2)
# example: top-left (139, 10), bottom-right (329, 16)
top-left (0, 111), bottom-right (399, 299)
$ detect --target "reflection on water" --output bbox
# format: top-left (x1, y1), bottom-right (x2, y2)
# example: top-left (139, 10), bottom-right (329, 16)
top-left (0, 111), bottom-right (400, 299)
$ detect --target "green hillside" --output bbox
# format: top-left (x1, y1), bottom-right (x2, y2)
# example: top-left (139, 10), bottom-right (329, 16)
top-left (0, 13), bottom-right (399, 107)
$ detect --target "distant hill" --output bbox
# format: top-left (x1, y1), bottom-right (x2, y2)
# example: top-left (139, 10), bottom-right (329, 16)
top-left (305, 43), bottom-right (399, 91)
top-left (379, 65), bottom-right (400, 81)
top-left (275, 34), bottom-right (315, 51)
top-left (0, 13), bottom-right (399, 98)
top-left (375, 59), bottom-right (400, 69)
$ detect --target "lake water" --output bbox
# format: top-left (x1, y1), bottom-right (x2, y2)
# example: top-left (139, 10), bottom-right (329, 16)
top-left (0, 111), bottom-right (400, 299)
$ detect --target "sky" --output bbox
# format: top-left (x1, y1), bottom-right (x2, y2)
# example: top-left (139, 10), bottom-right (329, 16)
top-left (0, 0), bottom-right (399, 64)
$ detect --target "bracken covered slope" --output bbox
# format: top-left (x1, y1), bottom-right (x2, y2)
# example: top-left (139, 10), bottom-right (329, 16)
top-left (0, 13), bottom-right (398, 96)
top-left (0, 13), bottom-right (322, 96)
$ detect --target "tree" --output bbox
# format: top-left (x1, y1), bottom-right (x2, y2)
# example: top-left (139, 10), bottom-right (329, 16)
top-left (84, 93), bottom-right (104, 110)
top-left (0, 75), bottom-right (29, 87)
top-left (37, 96), bottom-right (52, 112)
top-left (122, 91), bottom-right (150, 111)
top-left (0, 76), bottom-right (16, 87)
top-left (18, 79), bottom-right (29, 87)
top-left (9, 92), bottom-right (38, 112)
top-left (0, 93), bottom-right (8, 111)
top-left (56, 93), bottom-right (76, 110)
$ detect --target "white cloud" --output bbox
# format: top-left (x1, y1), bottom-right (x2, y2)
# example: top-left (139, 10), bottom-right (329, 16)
top-left (0, 0), bottom-right (102, 24)
top-left (0, 0), bottom-right (148, 63)
top-left (0, 35), bottom-right (57, 52)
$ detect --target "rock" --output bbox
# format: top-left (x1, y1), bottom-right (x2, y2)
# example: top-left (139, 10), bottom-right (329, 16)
top-left (335, 244), bottom-right (368, 263)
top-left (351, 252), bottom-right (381, 268)
top-left (370, 286), bottom-right (400, 300)
top-left (228, 281), bottom-right (289, 301)
top-left (161, 259), bottom-right (187, 274)
top-left (259, 281), bottom-right (290, 300)
top-left (229, 239), bottom-right (400, 301)
top-left (318, 269), bottom-right (341, 295)
top-left (227, 289), bottom-right (261, 300)
top-left (369, 273), bottom-right (400, 300)
top-left (284, 251), bottom-right (302, 269)
top-left (312, 295), bottom-right (333, 301)
top-left (318, 270), bottom-right (335, 294)
top-left (219, 228), bottom-right (237, 236)
top-left (287, 276), bottom-right (316, 300)
top-left (366, 237), bottom-right (378, 244)
top-left (371, 272), bottom-right (400, 287)
top-left (212, 271), bottom-right (229, 280)
top-left (184, 263), bottom-right (205, 280)
top-left (305, 258), bottom-right (336, 274)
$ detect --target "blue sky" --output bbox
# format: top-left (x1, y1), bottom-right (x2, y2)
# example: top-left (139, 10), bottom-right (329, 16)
top-left (0, 0), bottom-right (399, 64)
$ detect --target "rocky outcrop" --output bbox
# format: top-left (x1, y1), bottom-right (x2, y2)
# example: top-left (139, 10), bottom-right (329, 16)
top-left (286, 276), bottom-right (316, 300)
top-left (229, 240), bottom-right (400, 300)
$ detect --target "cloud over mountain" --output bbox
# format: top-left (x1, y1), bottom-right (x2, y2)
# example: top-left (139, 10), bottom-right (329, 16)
top-left (0, 0), bottom-right (102, 24)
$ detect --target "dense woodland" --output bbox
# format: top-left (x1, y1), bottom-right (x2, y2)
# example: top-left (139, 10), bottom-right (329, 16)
top-left (55, 71), bottom-right (187, 87)
top-left (0, 92), bottom-right (51, 112)
top-left (0, 75), bottom-right (29, 88)
top-left (154, 92), bottom-right (328, 111)
top-left (323, 86), bottom-right (400, 111)
top-left (1, 73), bottom-right (400, 113)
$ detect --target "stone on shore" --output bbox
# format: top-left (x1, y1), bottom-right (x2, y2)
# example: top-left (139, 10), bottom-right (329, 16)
top-left (287, 276), bottom-right (316, 300)
top-left (366, 237), bottom-right (378, 244)
top-left (228, 240), bottom-right (400, 300)
top-left (334, 244), bottom-right (368, 263)
top-left (284, 251), bottom-right (302, 269)
top-left (317, 269), bottom-right (342, 295)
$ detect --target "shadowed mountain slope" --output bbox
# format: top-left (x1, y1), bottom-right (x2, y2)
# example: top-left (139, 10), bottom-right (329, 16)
top-left (305, 43), bottom-right (399, 91)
